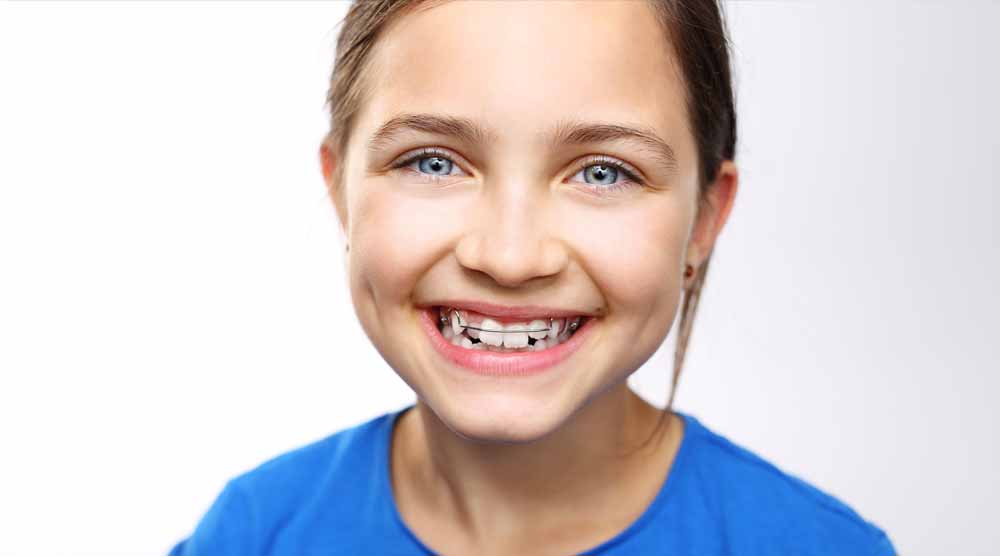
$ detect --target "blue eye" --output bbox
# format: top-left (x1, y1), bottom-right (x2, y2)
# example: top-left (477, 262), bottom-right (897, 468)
top-left (583, 164), bottom-right (618, 185)
top-left (417, 156), bottom-right (453, 176)
top-left (391, 148), bottom-right (465, 180)
top-left (570, 156), bottom-right (644, 193)
top-left (391, 149), bottom-right (645, 194)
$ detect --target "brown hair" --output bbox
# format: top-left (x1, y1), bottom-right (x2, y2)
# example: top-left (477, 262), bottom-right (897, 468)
top-left (324, 0), bottom-right (737, 437)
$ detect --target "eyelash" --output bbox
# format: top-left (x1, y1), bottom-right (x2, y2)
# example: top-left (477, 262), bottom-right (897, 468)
top-left (389, 148), bottom-right (646, 194)
top-left (390, 148), bottom-right (465, 181)
top-left (574, 154), bottom-right (645, 193)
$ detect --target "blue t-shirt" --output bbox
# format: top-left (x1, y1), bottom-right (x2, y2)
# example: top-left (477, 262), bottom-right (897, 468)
top-left (170, 406), bottom-right (896, 555)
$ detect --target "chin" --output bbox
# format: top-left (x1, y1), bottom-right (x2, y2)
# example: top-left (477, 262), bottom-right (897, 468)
top-left (425, 391), bottom-right (575, 444)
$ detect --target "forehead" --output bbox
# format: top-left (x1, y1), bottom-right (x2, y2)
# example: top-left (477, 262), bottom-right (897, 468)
top-left (357, 0), bottom-right (691, 155)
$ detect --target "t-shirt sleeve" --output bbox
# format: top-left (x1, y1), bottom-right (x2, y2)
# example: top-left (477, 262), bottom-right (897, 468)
top-left (168, 480), bottom-right (257, 556)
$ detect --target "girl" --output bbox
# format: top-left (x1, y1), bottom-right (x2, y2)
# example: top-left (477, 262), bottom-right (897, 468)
top-left (172, 1), bottom-right (896, 554)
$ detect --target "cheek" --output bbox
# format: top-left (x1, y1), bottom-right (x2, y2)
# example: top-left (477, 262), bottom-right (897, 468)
top-left (568, 196), bottom-right (690, 323)
top-left (347, 184), bottom-right (455, 303)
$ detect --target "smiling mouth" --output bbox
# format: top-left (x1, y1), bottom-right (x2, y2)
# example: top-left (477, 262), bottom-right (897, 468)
top-left (435, 306), bottom-right (588, 352)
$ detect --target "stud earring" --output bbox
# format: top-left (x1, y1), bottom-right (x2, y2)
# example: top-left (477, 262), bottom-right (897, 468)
top-left (684, 264), bottom-right (694, 279)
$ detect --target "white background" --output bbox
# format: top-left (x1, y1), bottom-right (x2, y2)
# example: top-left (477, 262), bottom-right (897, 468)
top-left (1, 1), bottom-right (997, 555)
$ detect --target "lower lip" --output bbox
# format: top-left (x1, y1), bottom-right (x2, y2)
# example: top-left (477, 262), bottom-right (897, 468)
top-left (418, 308), bottom-right (596, 377)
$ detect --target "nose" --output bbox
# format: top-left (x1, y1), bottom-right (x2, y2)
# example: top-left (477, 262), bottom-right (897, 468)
top-left (454, 178), bottom-right (569, 288)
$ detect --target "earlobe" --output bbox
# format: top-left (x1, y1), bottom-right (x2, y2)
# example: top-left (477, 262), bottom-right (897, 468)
top-left (686, 160), bottom-right (739, 268)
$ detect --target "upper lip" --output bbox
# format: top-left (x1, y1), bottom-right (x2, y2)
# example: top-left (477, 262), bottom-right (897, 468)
top-left (423, 300), bottom-right (594, 320)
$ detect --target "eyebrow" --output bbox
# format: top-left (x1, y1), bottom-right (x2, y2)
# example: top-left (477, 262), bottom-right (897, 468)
top-left (367, 112), bottom-right (678, 172)
top-left (367, 113), bottom-right (496, 154)
top-left (549, 119), bottom-right (678, 173)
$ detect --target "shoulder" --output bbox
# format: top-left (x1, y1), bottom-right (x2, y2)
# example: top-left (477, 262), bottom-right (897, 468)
top-left (233, 408), bottom-right (393, 499)
top-left (170, 408), bottom-right (404, 556)
top-left (677, 413), bottom-right (896, 555)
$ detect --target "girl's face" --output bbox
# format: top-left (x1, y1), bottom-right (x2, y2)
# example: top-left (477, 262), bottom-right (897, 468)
top-left (326, 0), bottom-right (727, 442)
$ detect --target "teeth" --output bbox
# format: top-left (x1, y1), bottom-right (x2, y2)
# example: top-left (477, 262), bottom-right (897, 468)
top-left (438, 308), bottom-right (585, 352)
top-left (528, 320), bottom-right (548, 340)
top-left (501, 324), bottom-right (529, 349)
top-left (547, 319), bottom-right (563, 340)
top-left (476, 318), bottom-right (504, 347)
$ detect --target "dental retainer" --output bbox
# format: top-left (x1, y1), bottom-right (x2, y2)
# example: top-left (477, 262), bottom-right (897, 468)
top-left (438, 309), bottom-right (580, 334)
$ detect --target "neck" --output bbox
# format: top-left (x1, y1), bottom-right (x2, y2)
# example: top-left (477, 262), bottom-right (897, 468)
top-left (392, 382), bottom-right (676, 546)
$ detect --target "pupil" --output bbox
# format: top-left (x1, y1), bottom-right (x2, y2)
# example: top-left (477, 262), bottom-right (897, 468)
top-left (586, 164), bottom-right (617, 185)
top-left (419, 156), bottom-right (452, 175)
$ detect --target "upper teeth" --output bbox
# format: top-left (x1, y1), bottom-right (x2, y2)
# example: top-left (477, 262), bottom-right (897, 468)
top-left (440, 308), bottom-right (582, 349)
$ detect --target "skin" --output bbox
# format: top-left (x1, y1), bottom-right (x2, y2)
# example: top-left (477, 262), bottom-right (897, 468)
top-left (320, 1), bottom-right (737, 553)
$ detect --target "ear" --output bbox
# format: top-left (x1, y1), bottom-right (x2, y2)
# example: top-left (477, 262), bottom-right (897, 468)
top-left (685, 160), bottom-right (738, 278)
top-left (320, 138), bottom-right (349, 237)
